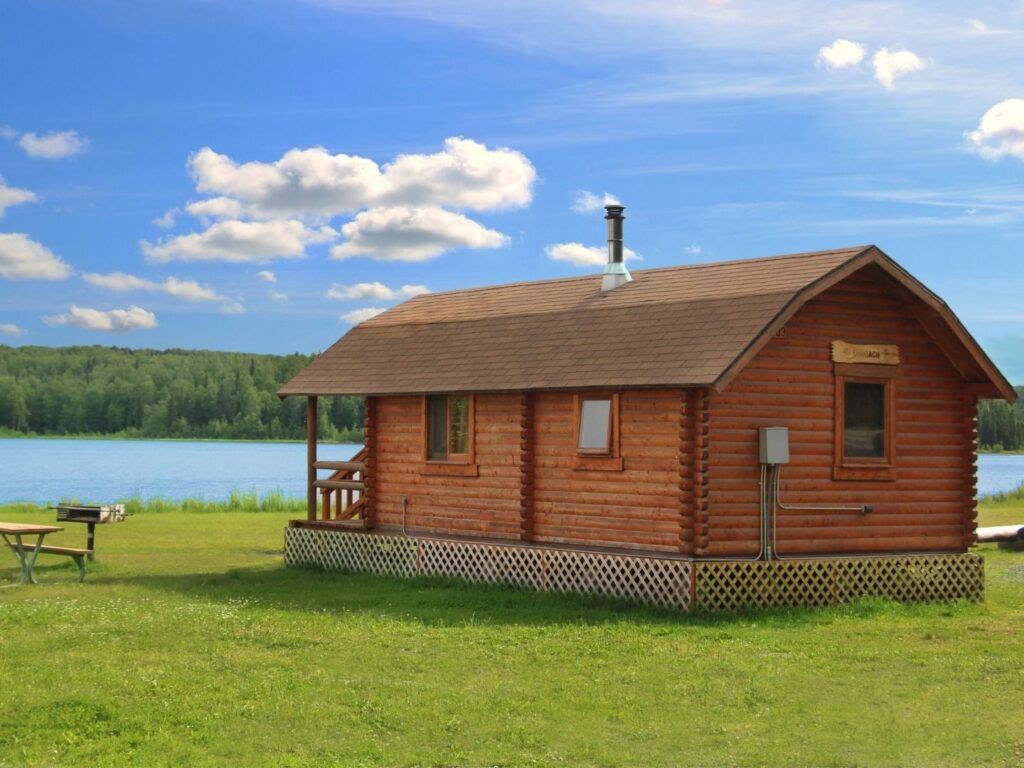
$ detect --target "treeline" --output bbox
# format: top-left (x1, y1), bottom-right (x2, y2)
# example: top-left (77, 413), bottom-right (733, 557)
top-left (979, 390), bottom-right (1024, 452)
top-left (0, 345), bottom-right (363, 442)
top-left (0, 344), bottom-right (1020, 449)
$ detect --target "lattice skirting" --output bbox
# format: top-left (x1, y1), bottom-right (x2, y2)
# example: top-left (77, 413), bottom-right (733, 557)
top-left (693, 554), bottom-right (983, 611)
top-left (284, 528), bottom-right (983, 612)
top-left (285, 527), bottom-right (692, 609)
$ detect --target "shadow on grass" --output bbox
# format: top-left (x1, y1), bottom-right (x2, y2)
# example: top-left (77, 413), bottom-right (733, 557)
top-left (102, 562), bottom-right (917, 629)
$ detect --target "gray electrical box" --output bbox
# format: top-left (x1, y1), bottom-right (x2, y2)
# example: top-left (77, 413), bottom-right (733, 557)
top-left (759, 427), bottom-right (790, 464)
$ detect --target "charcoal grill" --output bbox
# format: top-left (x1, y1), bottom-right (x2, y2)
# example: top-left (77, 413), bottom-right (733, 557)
top-left (54, 504), bottom-right (125, 558)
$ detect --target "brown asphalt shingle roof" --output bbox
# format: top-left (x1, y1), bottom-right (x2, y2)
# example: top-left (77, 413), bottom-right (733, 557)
top-left (279, 246), bottom-right (879, 397)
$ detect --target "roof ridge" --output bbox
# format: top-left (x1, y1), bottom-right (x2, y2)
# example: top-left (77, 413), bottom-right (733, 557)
top-left (398, 245), bottom-right (872, 304)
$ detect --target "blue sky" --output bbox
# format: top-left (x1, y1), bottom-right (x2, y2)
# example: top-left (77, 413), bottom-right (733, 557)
top-left (1, 0), bottom-right (1022, 381)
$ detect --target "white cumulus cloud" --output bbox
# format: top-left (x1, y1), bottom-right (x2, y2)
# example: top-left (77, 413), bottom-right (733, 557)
top-left (185, 196), bottom-right (246, 221)
top-left (141, 219), bottom-right (336, 263)
top-left (187, 137), bottom-right (536, 220)
top-left (872, 48), bottom-right (925, 90)
top-left (341, 307), bottom-right (386, 325)
top-left (327, 281), bottom-right (431, 300)
top-left (544, 242), bottom-right (640, 267)
top-left (83, 271), bottom-right (224, 302)
top-left (256, 270), bottom-right (277, 283)
top-left (0, 233), bottom-right (73, 280)
top-left (44, 305), bottom-right (157, 332)
top-left (268, 290), bottom-right (288, 301)
top-left (331, 206), bottom-right (507, 262)
top-left (83, 271), bottom-right (157, 292)
top-left (0, 323), bottom-right (25, 336)
top-left (152, 208), bottom-right (179, 228)
top-left (0, 178), bottom-right (38, 217)
top-left (162, 277), bottom-right (223, 302)
top-left (18, 130), bottom-right (89, 159)
top-left (965, 99), bottom-right (1024, 161)
top-left (816, 39), bottom-right (866, 70)
top-left (571, 190), bottom-right (621, 214)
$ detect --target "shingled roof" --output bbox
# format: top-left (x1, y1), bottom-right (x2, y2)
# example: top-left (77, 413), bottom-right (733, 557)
top-left (279, 245), bottom-right (1016, 401)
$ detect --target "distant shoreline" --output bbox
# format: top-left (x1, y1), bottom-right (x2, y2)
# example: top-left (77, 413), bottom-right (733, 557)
top-left (0, 430), bottom-right (1011, 454)
top-left (0, 433), bottom-right (361, 446)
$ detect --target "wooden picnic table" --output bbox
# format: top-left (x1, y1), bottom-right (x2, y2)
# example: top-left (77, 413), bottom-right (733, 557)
top-left (0, 523), bottom-right (64, 585)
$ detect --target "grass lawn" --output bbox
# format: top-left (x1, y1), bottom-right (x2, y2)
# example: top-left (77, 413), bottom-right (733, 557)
top-left (0, 503), bottom-right (1022, 767)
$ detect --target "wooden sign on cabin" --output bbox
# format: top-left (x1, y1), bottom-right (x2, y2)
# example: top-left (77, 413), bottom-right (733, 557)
top-left (831, 340), bottom-right (900, 366)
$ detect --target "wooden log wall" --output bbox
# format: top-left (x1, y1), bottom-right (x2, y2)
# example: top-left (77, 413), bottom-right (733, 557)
top-left (705, 269), bottom-right (973, 557)
top-left (519, 392), bottom-right (535, 540)
top-left (694, 389), bottom-right (711, 556)
top-left (363, 396), bottom-right (378, 528)
top-left (962, 394), bottom-right (979, 550)
top-left (374, 394), bottom-right (523, 538)
top-left (531, 389), bottom-right (682, 552)
top-left (677, 389), bottom-right (696, 555)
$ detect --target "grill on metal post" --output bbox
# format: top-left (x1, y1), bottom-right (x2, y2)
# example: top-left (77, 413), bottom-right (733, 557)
top-left (55, 504), bottom-right (126, 559)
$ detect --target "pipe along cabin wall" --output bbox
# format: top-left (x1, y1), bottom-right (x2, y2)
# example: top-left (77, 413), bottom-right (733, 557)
top-left (705, 267), bottom-right (976, 557)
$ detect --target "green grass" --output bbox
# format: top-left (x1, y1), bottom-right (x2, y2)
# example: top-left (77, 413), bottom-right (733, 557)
top-left (979, 483), bottom-right (1024, 527)
top-left (1, 509), bottom-right (1023, 767)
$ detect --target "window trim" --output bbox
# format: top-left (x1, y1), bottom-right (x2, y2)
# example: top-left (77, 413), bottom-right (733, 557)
top-left (573, 392), bottom-right (622, 470)
top-left (422, 393), bottom-right (475, 466)
top-left (833, 366), bottom-right (896, 481)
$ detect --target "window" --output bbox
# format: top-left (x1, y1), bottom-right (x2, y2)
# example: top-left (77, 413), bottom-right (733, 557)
top-left (843, 382), bottom-right (886, 458)
top-left (572, 393), bottom-right (622, 470)
top-left (578, 398), bottom-right (613, 454)
top-left (834, 370), bottom-right (895, 480)
top-left (425, 394), bottom-right (473, 463)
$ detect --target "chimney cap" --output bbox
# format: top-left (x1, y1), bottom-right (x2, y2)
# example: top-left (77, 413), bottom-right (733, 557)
top-left (604, 204), bottom-right (625, 219)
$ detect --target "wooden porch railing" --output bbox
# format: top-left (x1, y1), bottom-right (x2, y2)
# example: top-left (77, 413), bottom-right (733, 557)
top-left (313, 446), bottom-right (368, 525)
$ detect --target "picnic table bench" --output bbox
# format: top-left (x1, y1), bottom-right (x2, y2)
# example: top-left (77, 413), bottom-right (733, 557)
top-left (1, 523), bottom-right (92, 584)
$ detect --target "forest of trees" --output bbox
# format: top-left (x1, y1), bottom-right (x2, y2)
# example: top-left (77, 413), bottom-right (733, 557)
top-left (978, 390), bottom-right (1024, 452)
top-left (0, 345), bottom-right (1021, 449)
top-left (0, 345), bottom-right (364, 442)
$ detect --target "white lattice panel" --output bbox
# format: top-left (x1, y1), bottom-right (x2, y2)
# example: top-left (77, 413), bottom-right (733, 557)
top-left (284, 529), bottom-right (982, 613)
top-left (284, 527), bottom-right (417, 577)
top-left (285, 528), bottom-right (692, 609)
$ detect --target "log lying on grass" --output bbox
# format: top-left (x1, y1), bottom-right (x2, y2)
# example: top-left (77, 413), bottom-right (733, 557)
top-left (977, 525), bottom-right (1024, 551)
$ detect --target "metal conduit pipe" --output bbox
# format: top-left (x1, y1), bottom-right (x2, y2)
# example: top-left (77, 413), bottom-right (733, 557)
top-left (768, 466), bottom-right (955, 561)
top-left (773, 465), bottom-right (868, 514)
top-left (701, 464), bottom-right (768, 563)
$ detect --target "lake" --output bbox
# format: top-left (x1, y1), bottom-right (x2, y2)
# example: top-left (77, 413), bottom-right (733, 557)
top-left (0, 438), bottom-right (1022, 505)
top-left (0, 438), bottom-right (360, 505)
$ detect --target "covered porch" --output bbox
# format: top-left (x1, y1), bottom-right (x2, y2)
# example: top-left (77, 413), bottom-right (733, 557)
top-left (298, 394), bottom-right (374, 530)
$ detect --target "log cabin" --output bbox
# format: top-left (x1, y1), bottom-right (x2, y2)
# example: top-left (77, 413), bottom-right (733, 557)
top-left (279, 205), bottom-right (1016, 611)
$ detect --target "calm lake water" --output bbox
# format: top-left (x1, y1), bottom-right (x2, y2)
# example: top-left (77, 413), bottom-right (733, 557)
top-left (0, 438), bottom-right (360, 505)
top-left (0, 438), bottom-right (1022, 504)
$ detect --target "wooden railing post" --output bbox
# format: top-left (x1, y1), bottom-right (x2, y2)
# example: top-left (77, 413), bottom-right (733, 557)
top-left (307, 396), bottom-right (318, 521)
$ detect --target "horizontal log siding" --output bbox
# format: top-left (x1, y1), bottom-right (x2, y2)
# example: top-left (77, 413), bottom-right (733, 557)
top-left (374, 394), bottom-right (522, 538)
top-left (532, 389), bottom-right (682, 552)
top-left (706, 272), bottom-right (971, 556)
